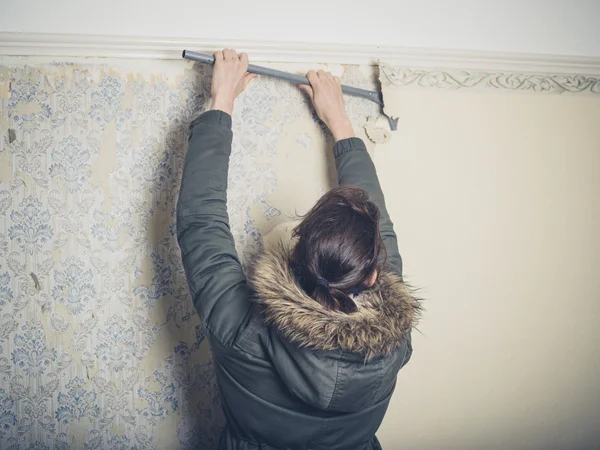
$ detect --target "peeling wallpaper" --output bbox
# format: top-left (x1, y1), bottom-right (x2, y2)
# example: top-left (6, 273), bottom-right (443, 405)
top-left (0, 59), bottom-right (378, 449)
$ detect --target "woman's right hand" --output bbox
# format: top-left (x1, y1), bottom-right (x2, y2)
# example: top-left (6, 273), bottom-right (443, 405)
top-left (210, 49), bottom-right (257, 115)
top-left (299, 70), bottom-right (355, 142)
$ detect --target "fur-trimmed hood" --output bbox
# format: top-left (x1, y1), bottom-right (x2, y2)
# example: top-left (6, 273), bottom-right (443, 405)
top-left (249, 243), bottom-right (422, 358)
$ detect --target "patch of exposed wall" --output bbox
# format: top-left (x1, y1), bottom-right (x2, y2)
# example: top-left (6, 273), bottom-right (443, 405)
top-left (374, 62), bottom-right (600, 449)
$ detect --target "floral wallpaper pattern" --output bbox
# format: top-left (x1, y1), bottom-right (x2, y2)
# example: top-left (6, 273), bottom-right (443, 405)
top-left (0, 59), bottom-right (378, 449)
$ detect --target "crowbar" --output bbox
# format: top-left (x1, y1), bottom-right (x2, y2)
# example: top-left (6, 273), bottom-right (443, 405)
top-left (182, 50), bottom-right (398, 131)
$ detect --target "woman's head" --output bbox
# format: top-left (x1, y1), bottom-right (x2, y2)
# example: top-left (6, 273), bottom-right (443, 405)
top-left (291, 186), bottom-right (385, 314)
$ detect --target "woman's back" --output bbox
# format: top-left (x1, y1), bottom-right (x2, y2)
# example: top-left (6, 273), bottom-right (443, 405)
top-left (207, 242), bottom-right (414, 449)
top-left (212, 305), bottom-right (411, 449)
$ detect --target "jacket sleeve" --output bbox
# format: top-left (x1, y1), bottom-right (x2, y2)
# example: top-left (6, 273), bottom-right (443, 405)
top-left (334, 137), bottom-right (403, 275)
top-left (176, 110), bottom-right (252, 347)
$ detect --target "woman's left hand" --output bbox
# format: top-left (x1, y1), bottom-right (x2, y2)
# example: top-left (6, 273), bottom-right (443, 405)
top-left (210, 49), bottom-right (257, 115)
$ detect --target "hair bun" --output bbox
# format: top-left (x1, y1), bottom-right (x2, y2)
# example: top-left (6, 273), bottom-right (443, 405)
top-left (316, 278), bottom-right (329, 289)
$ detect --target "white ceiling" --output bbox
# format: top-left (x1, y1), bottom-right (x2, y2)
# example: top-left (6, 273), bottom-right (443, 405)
top-left (2, 0), bottom-right (599, 57)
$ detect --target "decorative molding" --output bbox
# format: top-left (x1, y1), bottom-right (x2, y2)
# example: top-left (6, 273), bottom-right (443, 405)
top-left (1, 32), bottom-right (600, 76)
top-left (379, 64), bottom-right (600, 94)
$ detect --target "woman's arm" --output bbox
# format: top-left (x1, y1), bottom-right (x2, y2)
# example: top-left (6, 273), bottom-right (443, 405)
top-left (299, 71), bottom-right (403, 275)
top-left (176, 49), bottom-right (256, 346)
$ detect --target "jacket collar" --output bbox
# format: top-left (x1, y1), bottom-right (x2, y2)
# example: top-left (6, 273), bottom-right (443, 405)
top-left (248, 243), bottom-right (422, 358)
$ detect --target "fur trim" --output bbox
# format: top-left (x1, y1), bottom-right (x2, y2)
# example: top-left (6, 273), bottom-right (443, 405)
top-left (248, 243), bottom-right (422, 358)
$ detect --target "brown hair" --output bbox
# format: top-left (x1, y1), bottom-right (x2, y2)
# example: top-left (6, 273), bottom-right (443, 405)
top-left (291, 186), bottom-right (385, 314)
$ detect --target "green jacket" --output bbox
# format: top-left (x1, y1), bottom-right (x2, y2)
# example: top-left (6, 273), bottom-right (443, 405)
top-left (177, 110), bottom-right (420, 450)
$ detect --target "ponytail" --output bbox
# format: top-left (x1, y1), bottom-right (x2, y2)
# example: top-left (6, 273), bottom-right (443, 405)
top-left (312, 282), bottom-right (358, 314)
top-left (290, 186), bottom-right (383, 314)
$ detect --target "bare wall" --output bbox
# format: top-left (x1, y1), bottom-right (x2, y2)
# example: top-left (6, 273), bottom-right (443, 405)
top-left (376, 82), bottom-right (600, 449)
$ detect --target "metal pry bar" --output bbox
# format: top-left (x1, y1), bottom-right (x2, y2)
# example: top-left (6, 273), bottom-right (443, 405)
top-left (182, 50), bottom-right (398, 131)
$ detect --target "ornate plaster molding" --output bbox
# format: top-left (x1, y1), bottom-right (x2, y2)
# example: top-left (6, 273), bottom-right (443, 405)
top-left (379, 64), bottom-right (600, 94)
top-left (1, 32), bottom-right (600, 78)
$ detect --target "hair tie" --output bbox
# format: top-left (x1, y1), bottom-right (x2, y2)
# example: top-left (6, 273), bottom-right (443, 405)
top-left (316, 278), bottom-right (329, 289)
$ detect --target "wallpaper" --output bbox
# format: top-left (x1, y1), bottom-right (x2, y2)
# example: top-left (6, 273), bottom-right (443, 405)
top-left (0, 58), bottom-right (379, 449)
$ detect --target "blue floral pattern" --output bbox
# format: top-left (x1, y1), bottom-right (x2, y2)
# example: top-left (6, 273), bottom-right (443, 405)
top-left (8, 71), bottom-right (52, 132)
top-left (0, 388), bottom-right (16, 439)
top-left (0, 60), bottom-right (377, 448)
top-left (95, 315), bottom-right (138, 372)
top-left (131, 137), bottom-right (172, 194)
top-left (133, 253), bottom-right (173, 307)
top-left (137, 370), bottom-right (177, 425)
top-left (106, 434), bottom-right (139, 450)
top-left (49, 135), bottom-right (93, 192)
top-left (52, 257), bottom-right (96, 315)
top-left (11, 322), bottom-right (57, 377)
top-left (55, 377), bottom-right (100, 424)
top-left (8, 196), bottom-right (54, 255)
top-left (90, 76), bottom-right (124, 124)
top-left (10, 130), bottom-right (53, 187)
top-left (90, 207), bottom-right (132, 252)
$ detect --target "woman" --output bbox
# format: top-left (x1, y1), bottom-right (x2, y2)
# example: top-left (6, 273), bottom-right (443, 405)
top-left (177, 49), bottom-right (421, 450)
